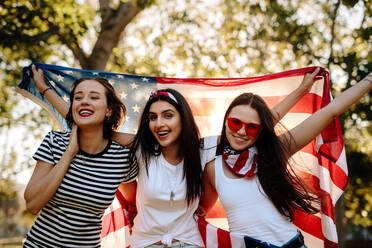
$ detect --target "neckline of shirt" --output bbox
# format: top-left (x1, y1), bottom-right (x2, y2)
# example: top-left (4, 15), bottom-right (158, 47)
top-left (78, 139), bottom-right (112, 157)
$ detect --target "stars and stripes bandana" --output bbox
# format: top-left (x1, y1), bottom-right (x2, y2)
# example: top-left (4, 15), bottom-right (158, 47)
top-left (17, 63), bottom-right (346, 248)
top-left (222, 146), bottom-right (258, 178)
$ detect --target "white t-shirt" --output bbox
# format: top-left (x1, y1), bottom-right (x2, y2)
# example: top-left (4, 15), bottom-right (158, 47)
top-left (131, 136), bottom-right (218, 248)
top-left (214, 156), bottom-right (298, 246)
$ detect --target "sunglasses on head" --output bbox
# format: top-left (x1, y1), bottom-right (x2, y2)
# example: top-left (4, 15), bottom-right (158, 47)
top-left (227, 116), bottom-right (262, 137)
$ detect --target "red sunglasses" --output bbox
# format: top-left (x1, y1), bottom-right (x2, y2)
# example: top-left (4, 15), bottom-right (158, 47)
top-left (227, 116), bottom-right (262, 137)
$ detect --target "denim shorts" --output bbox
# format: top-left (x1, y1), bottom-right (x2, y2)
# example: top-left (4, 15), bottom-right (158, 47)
top-left (244, 231), bottom-right (307, 248)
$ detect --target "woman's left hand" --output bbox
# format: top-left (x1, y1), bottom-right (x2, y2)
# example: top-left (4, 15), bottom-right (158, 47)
top-left (298, 67), bottom-right (321, 93)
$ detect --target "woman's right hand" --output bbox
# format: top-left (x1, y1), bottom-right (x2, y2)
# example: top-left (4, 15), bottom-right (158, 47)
top-left (32, 64), bottom-right (49, 93)
top-left (66, 125), bottom-right (79, 158)
top-left (195, 205), bottom-right (207, 218)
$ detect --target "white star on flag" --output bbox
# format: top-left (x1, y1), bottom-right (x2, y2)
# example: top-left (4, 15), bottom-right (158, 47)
top-left (130, 82), bottom-right (138, 89)
top-left (117, 75), bottom-right (124, 79)
top-left (119, 91), bottom-right (128, 99)
top-left (66, 71), bottom-right (74, 75)
top-left (62, 95), bottom-right (69, 102)
top-left (132, 104), bottom-right (140, 113)
top-left (49, 80), bottom-right (56, 87)
top-left (93, 72), bottom-right (99, 75)
top-left (57, 75), bottom-right (64, 82)
top-left (142, 77), bottom-right (149, 82)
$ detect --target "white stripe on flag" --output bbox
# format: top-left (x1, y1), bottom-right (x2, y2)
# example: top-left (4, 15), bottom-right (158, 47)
top-left (321, 213), bottom-right (338, 243)
top-left (206, 223), bottom-right (219, 248)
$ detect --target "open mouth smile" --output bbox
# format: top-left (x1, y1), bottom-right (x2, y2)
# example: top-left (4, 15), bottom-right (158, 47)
top-left (78, 109), bottom-right (94, 117)
top-left (156, 130), bottom-right (170, 139)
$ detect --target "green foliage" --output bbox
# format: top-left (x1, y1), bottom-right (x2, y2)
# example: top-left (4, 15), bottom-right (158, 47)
top-left (344, 150), bottom-right (372, 226)
top-left (0, 0), bottom-right (93, 50)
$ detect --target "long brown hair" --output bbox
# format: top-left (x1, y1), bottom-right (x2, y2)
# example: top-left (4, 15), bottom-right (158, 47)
top-left (131, 88), bottom-right (203, 205)
top-left (66, 77), bottom-right (126, 139)
top-left (217, 92), bottom-right (318, 220)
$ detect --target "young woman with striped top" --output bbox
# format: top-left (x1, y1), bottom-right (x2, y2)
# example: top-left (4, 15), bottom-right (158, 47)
top-left (23, 72), bottom-right (138, 247)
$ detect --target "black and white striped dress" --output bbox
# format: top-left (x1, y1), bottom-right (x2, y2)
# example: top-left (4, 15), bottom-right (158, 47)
top-left (23, 131), bottom-right (138, 248)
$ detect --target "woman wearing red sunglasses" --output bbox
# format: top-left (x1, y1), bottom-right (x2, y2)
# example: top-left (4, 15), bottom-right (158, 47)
top-left (200, 70), bottom-right (372, 247)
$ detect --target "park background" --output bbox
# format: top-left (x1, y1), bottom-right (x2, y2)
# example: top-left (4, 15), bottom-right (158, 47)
top-left (0, 0), bottom-right (371, 247)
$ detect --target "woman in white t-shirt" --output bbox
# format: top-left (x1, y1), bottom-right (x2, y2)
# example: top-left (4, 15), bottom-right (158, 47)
top-left (200, 70), bottom-right (372, 247)
top-left (127, 89), bottom-right (217, 247)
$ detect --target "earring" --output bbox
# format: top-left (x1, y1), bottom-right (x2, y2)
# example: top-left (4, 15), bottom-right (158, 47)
top-left (154, 143), bottom-right (161, 155)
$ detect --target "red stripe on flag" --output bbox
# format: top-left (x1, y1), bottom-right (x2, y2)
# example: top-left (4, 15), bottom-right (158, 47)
top-left (299, 172), bottom-right (335, 221)
top-left (263, 93), bottom-right (322, 111)
top-left (319, 117), bottom-right (344, 160)
top-left (185, 94), bottom-right (322, 117)
top-left (318, 154), bottom-right (348, 191)
top-left (324, 238), bottom-right (339, 248)
top-left (197, 218), bottom-right (207, 246)
top-left (156, 66), bottom-right (325, 86)
top-left (101, 207), bottom-right (127, 238)
top-left (295, 210), bottom-right (339, 248)
top-left (317, 147), bottom-right (348, 191)
top-left (293, 210), bottom-right (323, 240)
top-left (217, 228), bottom-right (232, 248)
top-left (296, 139), bottom-right (347, 191)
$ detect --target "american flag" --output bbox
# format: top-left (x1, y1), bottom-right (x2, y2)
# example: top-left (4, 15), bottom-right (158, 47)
top-left (17, 63), bottom-right (345, 248)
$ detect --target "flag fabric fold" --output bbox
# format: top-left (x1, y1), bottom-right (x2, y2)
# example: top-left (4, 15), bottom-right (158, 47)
top-left (17, 63), bottom-right (346, 248)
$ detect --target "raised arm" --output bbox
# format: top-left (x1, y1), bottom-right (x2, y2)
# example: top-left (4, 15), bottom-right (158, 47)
top-left (271, 67), bottom-right (320, 124)
top-left (32, 64), bottom-right (70, 118)
top-left (24, 126), bottom-right (79, 215)
top-left (282, 72), bottom-right (372, 157)
top-left (32, 65), bottom-right (135, 146)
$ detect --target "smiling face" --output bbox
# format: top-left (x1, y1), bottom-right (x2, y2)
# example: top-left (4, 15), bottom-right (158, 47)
top-left (225, 104), bottom-right (261, 151)
top-left (71, 80), bottom-right (112, 128)
top-left (148, 100), bottom-right (182, 150)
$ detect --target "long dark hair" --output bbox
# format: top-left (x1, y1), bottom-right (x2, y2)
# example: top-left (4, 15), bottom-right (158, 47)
top-left (131, 88), bottom-right (203, 205)
top-left (217, 92), bottom-right (318, 221)
top-left (66, 77), bottom-right (126, 139)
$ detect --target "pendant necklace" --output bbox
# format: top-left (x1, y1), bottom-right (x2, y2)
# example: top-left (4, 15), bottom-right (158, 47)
top-left (170, 190), bottom-right (175, 207)
top-left (168, 171), bottom-right (176, 207)
top-left (165, 164), bottom-right (177, 207)
top-left (163, 153), bottom-right (182, 207)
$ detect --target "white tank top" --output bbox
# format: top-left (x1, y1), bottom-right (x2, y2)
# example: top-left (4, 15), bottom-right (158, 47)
top-left (214, 156), bottom-right (298, 246)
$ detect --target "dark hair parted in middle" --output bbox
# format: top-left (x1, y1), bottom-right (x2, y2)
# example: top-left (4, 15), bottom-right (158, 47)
top-left (131, 88), bottom-right (203, 205)
top-left (217, 92), bottom-right (318, 221)
top-left (66, 77), bottom-right (127, 139)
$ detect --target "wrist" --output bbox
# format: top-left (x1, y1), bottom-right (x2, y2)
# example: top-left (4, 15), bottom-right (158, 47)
top-left (41, 87), bottom-right (52, 96)
top-left (64, 147), bottom-right (78, 160)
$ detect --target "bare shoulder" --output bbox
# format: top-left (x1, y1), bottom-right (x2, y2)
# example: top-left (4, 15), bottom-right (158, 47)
top-left (112, 132), bottom-right (135, 147)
